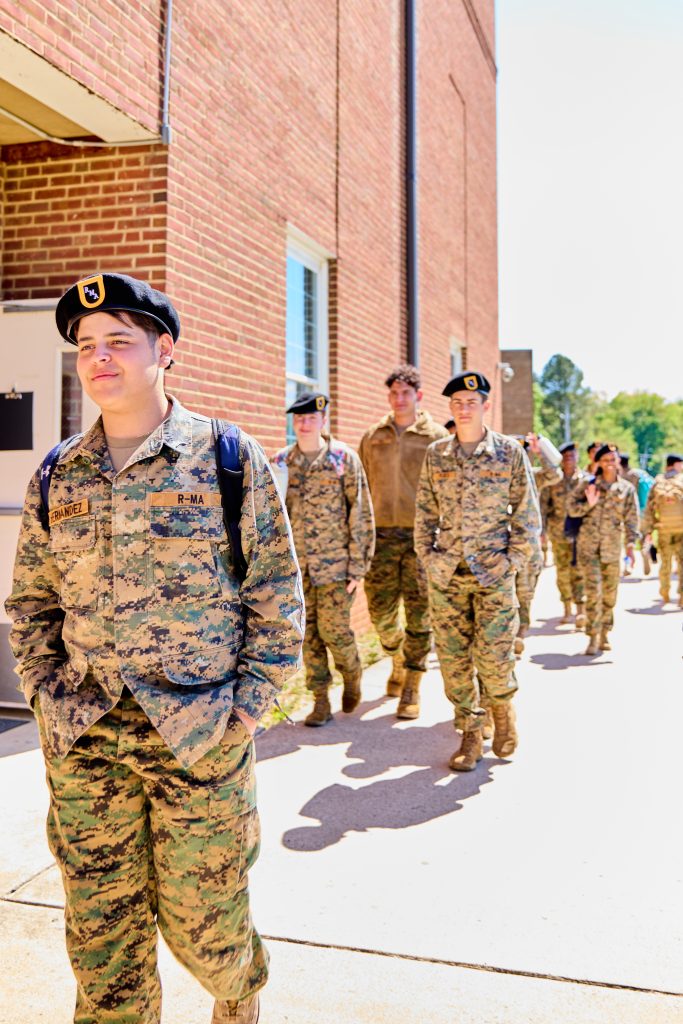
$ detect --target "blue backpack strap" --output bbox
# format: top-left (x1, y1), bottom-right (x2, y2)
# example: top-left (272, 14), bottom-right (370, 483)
top-left (211, 419), bottom-right (248, 583)
top-left (38, 440), bottom-right (69, 530)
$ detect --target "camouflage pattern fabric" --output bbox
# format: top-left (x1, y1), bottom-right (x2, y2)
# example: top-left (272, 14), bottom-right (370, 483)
top-left (429, 565), bottom-right (518, 732)
top-left (566, 475), bottom-right (640, 564)
top-left (302, 571), bottom-right (361, 692)
top-left (582, 558), bottom-right (621, 635)
top-left (551, 536), bottom-right (585, 604)
top-left (515, 562), bottom-right (541, 630)
top-left (33, 692), bottom-right (265, 1023)
top-left (271, 437), bottom-right (375, 585)
top-left (359, 411), bottom-right (449, 528)
top-left (363, 528), bottom-right (431, 672)
top-left (642, 472), bottom-right (683, 537)
top-left (5, 396), bottom-right (304, 768)
top-left (658, 532), bottom-right (683, 598)
top-left (414, 429), bottom-right (542, 589)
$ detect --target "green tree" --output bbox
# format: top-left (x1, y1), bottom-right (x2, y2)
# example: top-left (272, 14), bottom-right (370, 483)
top-left (537, 354), bottom-right (592, 445)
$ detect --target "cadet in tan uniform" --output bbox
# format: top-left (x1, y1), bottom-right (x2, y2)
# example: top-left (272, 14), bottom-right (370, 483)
top-left (642, 453), bottom-right (683, 605)
top-left (415, 372), bottom-right (541, 772)
top-left (272, 391), bottom-right (375, 726)
top-left (567, 444), bottom-right (639, 654)
top-left (359, 365), bottom-right (448, 719)
top-left (5, 274), bottom-right (303, 1024)
top-left (540, 441), bottom-right (587, 626)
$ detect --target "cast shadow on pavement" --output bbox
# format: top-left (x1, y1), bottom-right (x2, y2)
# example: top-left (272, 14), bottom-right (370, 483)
top-left (527, 616), bottom-right (577, 638)
top-left (529, 652), bottom-right (613, 671)
top-left (626, 604), bottom-right (681, 616)
top-left (257, 700), bottom-right (505, 851)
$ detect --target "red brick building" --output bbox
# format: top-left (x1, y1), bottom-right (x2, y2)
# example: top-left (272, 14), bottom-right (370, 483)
top-left (0, 1), bottom-right (500, 447)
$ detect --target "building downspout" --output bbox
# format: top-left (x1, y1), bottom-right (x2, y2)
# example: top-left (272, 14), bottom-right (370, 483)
top-left (405, 0), bottom-right (419, 368)
top-left (161, 0), bottom-right (174, 144)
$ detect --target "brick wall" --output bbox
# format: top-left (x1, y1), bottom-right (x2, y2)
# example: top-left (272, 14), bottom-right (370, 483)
top-left (1, 142), bottom-right (168, 298)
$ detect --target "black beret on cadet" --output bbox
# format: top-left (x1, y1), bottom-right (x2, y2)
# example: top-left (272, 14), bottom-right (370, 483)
top-left (56, 273), bottom-right (181, 344)
top-left (442, 371), bottom-right (491, 397)
top-left (286, 391), bottom-right (329, 415)
top-left (666, 453), bottom-right (683, 466)
top-left (559, 442), bottom-right (576, 454)
top-left (595, 443), bottom-right (618, 461)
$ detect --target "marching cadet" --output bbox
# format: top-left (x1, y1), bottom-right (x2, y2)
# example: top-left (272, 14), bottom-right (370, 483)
top-left (619, 453), bottom-right (655, 574)
top-left (585, 441), bottom-right (602, 475)
top-left (641, 453), bottom-right (683, 605)
top-left (540, 441), bottom-right (587, 627)
top-left (5, 273), bottom-right (303, 1024)
top-left (272, 392), bottom-right (375, 726)
top-left (359, 365), bottom-right (448, 719)
top-left (513, 433), bottom-right (562, 656)
top-left (414, 371), bottom-right (541, 772)
top-left (567, 443), bottom-right (639, 655)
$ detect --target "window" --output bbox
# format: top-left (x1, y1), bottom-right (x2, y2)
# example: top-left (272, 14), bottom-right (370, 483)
top-left (286, 231), bottom-right (329, 441)
top-left (450, 339), bottom-right (466, 377)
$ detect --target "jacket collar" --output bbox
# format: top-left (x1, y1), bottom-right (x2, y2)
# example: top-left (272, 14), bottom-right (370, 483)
top-left (60, 393), bottom-right (192, 465)
top-left (378, 410), bottom-right (436, 435)
top-left (451, 426), bottom-right (496, 458)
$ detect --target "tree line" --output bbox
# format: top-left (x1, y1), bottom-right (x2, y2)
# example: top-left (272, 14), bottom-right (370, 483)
top-left (533, 354), bottom-right (683, 474)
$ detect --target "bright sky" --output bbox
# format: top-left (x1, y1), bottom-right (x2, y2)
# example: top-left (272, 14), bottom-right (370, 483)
top-left (496, 0), bottom-right (683, 401)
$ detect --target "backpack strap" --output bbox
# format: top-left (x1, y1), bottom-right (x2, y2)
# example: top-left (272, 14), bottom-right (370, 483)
top-left (211, 419), bottom-right (248, 583)
top-left (38, 439), bottom-right (71, 530)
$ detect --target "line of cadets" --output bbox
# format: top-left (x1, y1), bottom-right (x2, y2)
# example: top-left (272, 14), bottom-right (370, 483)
top-left (273, 365), bottom-right (683, 771)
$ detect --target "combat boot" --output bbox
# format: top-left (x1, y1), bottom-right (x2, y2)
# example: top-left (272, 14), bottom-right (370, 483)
top-left (304, 691), bottom-right (332, 727)
top-left (386, 655), bottom-right (405, 698)
top-left (212, 993), bottom-right (259, 1023)
top-left (599, 630), bottom-right (611, 652)
top-left (492, 703), bottom-right (518, 758)
top-left (560, 602), bottom-right (572, 624)
top-left (584, 635), bottom-right (599, 655)
top-left (659, 589), bottom-right (670, 603)
top-left (575, 603), bottom-right (586, 630)
top-left (396, 669), bottom-right (422, 719)
top-left (482, 707), bottom-right (494, 740)
top-left (341, 667), bottom-right (362, 713)
top-left (449, 729), bottom-right (483, 772)
top-left (642, 547), bottom-right (651, 575)
top-left (514, 634), bottom-right (525, 657)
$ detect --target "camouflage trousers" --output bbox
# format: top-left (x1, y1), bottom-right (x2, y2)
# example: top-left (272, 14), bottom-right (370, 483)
top-left (550, 534), bottom-right (585, 604)
top-left (34, 691), bottom-right (266, 1024)
top-left (364, 528), bottom-right (431, 672)
top-left (429, 565), bottom-right (519, 732)
top-left (658, 532), bottom-right (683, 597)
top-left (302, 571), bottom-right (361, 692)
top-left (515, 562), bottom-right (541, 631)
top-left (582, 556), bottom-right (620, 635)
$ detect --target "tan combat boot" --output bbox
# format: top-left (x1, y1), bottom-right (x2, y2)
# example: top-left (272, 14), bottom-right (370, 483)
top-left (342, 667), bottom-right (362, 713)
top-left (482, 707), bottom-right (494, 740)
top-left (396, 669), bottom-right (422, 719)
top-left (304, 691), bottom-right (332, 727)
top-left (492, 703), bottom-right (518, 758)
top-left (212, 993), bottom-right (259, 1023)
top-left (560, 601), bottom-right (573, 624)
top-left (660, 589), bottom-right (670, 603)
top-left (514, 628), bottom-right (525, 657)
top-left (386, 655), bottom-right (405, 698)
top-left (599, 630), bottom-right (611, 651)
top-left (575, 603), bottom-right (586, 630)
top-left (449, 730), bottom-right (483, 772)
top-left (584, 635), bottom-right (599, 655)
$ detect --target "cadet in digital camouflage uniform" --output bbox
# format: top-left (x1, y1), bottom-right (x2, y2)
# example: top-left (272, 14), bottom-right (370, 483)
top-left (5, 274), bottom-right (304, 1024)
top-left (566, 443), bottom-right (639, 655)
top-left (359, 364), bottom-right (448, 719)
top-left (512, 434), bottom-right (562, 657)
top-left (641, 453), bottom-right (683, 605)
top-left (414, 372), bottom-right (541, 772)
top-left (271, 391), bottom-right (375, 726)
top-left (539, 441), bottom-right (587, 627)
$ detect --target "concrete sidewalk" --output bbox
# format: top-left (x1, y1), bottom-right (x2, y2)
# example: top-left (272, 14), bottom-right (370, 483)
top-left (1, 564), bottom-right (682, 1023)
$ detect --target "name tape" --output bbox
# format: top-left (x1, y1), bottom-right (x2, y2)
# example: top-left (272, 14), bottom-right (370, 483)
top-left (49, 499), bottom-right (90, 527)
top-left (150, 492), bottom-right (222, 508)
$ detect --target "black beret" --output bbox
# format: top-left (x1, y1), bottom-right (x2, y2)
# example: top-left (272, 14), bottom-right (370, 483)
top-left (56, 273), bottom-right (181, 344)
top-left (619, 453), bottom-right (630, 464)
top-left (586, 441), bottom-right (600, 453)
top-left (287, 391), bottom-right (329, 415)
top-left (666, 453), bottom-right (683, 466)
top-left (444, 419), bottom-right (455, 430)
top-left (595, 443), bottom-right (618, 461)
top-left (559, 442), bottom-right (576, 454)
top-left (442, 371), bottom-right (491, 397)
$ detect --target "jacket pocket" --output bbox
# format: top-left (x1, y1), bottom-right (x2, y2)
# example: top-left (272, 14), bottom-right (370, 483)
top-left (49, 516), bottom-right (100, 610)
top-left (161, 641), bottom-right (240, 686)
top-left (151, 506), bottom-right (225, 603)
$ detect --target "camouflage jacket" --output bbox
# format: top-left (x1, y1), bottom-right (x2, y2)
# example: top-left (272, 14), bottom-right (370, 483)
top-left (5, 397), bottom-right (304, 767)
top-left (527, 459), bottom-right (563, 569)
top-left (359, 411), bottom-right (449, 528)
top-left (414, 429), bottom-right (542, 588)
top-left (641, 471), bottom-right (683, 536)
top-left (566, 475), bottom-right (640, 562)
top-left (271, 438), bottom-right (375, 585)
top-left (540, 469), bottom-right (587, 540)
